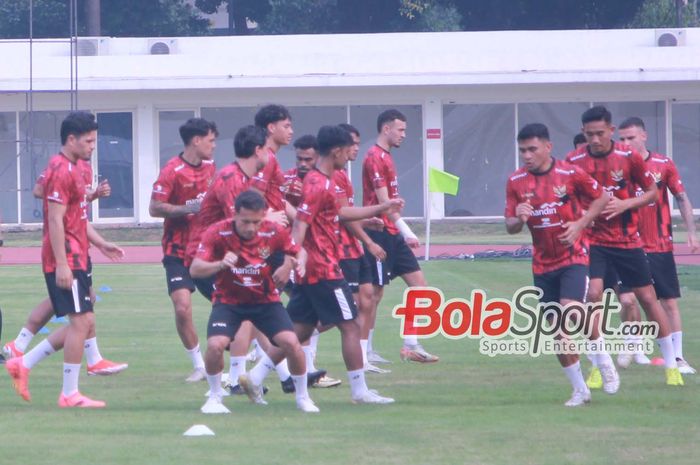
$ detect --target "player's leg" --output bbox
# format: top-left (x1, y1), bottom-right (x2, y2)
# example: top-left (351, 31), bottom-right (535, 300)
top-left (398, 270), bottom-right (439, 363)
top-left (3, 298), bottom-right (53, 358)
top-left (201, 303), bottom-right (236, 414)
top-left (616, 289), bottom-right (649, 367)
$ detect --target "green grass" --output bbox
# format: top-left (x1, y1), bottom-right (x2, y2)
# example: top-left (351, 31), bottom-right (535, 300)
top-left (0, 261), bottom-right (699, 465)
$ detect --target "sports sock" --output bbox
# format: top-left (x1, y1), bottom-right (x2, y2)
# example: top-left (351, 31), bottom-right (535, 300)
top-left (186, 344), bottom-right (205, 370)
top-left (83, 337), bottom-right (103, 366)
top-left (360, 339), bottom-right (369, 366)
top-left (62, 363), bottom-right (81, 397)
top-left (14, 327), bottom-right (35, 353)
top-left (22, 339), bottom-right (56, 369)
top-left (671, 331), bottom-right (683, 360)
top-left (249, 353), bottom-right (275, 386)
top-left (562, 360), bottom-right (588, 392)
top-left (309, 329), bottom-right (320, 352)
top-left (347, 368), bottom-right (368, 398)
top-left (657, 335), bottom-right (678, 369)
top-left (206, 371), bottom-right (223, 397)
top-left (367, 329), bottom-right (374, 353)
top-left (292, 374), bottom-right (309, 400)
top-left (404, 334), bottom-right (419, 347)
top-left (276, 359), bottom-right (291, 380)
top-left (229, 356), bottom-right (247, 384)
top-left (592, 338), bottom-right (613, 367)
top-left (585, 353), bottom-right (599, 368)
top-left (303, 346), bottom-right (317, 373)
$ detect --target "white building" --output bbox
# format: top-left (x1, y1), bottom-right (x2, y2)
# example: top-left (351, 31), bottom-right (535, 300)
top-left (0, 28), bottom-right (699, 226)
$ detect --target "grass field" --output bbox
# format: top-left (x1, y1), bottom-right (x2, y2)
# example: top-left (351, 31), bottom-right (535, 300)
top-left (0, 261), bottom-right (698, 465)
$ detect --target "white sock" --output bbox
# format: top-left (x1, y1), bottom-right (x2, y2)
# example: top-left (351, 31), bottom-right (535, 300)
top-left (347, 368), bottom-right (368, 398)
top-left (671, 331), bottom-right (683, 360)
top-left (656, 335), bottom-right (678, 369)
top-left (22, 339), bottom-right (56, 369)
top-left (303, 346), bottom-right (317, 373)
top-left (229, 356), bottom-right (247, 384)
top-left (253, 339), bottom-right (265, 360)
top-left (591, 338), bottom-right (613, 367)
top-left (562, 361), bottom-right (588, 392)
top-left (206, 371), bottom-right (223, 397)
top-left (275, 359), bottom-right (291, 381)
top-left (586, 353), bottom-right (598, 368)
top-left (62, 362), bottom-right (81, 397)
top-left (368, 329), bottom-right (374, 353)
top-left (14, 327), bottom-right (35, 353)
top-left (249, 353), bottom-right (275, 386)
top-left (404, 334), bottom-right (418, 347)
top-left (83, 337), bottom-right (103, 366)
top-left (186, 344), bottom-right (205, 370)
top-left (292, 374), bottom-right (309, 401)
top-left (309, 329), bottom-right (320, 352)
top-left (360, 339), bottom-right (369, 366)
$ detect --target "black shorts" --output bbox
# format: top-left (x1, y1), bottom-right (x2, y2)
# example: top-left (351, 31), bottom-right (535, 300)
top-left (339, 256), bottom-right (373, 294)
top-left (44, 270), bottom-right (93, 317)
top-left (86, 256), bottom-right (93, 288)
top-left (286, 279), bottom-right (357, 326)
top-left (647, 252), bottom-right (681, 299)
top-left (533, 264), bottom-right (589, 304)
top-left (162, 255), bottom-right (195, 295)
top-left (589, 245), bottom-right (652, 289)
top-left (364, 228), bottom-right (421, 286)
top-left (193, 276), bottom-right (216, 302)
top-left (602, 265), bottom-right (620, 292)
top-left (207, 302), bottom-right (293, 343)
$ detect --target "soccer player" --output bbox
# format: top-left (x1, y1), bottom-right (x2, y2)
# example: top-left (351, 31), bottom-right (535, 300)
top-left (361, 109), bottom-right (439, 363)
top-left (282, 134), bottom-right (318, 208)
top-left (573, 133), bottom-right (587, 151)
top-left (3, 168), bottom-right (127, 376)
top-left (192, 190), bottom-right (318, 413)
top-left (506, 123), bottom-right (616, 406)
top-left (5, 111), bottom-right (125, 407)
top-left (241, 125), bottom-right (402, 405)
top-left (566, 105), bottom-right (684, 386)
top-left (149, 118), bottom-right (217, 382)
top-left (616, 116), bottom-right (697, 374)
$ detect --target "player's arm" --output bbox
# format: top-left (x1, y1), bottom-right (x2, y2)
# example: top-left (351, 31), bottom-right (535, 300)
top-left (337, 195), bottom-right (387, 261)
top-left (87, 179), bottom-right (111, 202)
top-left (190, 252), bottom-right (237, 279)
top-left (505, 202), bottom-right (533, 235)
top-left (47, 202), bottom-right (72, 290)
top-left (87, 223), bottom-right (124, 262)
top-left (602, 183), bottom-right (657, 220)
top-left (372, 185), bottom-right (418, 246)
top-left (558, 193), bottom-right (608, 246)
top-left (32, 181), bottom-right (45, 199)
top-left (674, 191), bottom-right (698, 251)
top-left (339, 196), bottom-right (404, 222)
top-left (284, 200), bottom-right (297, 221)
top-left (149, 198), bottom-right (200, 218)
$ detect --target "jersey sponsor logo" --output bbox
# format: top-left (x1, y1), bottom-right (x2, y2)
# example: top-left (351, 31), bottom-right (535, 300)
top-left (48, 191), bottom-right (62, 202)
top-left (229, 263), bottom-right (265, 276)
top-left (170, 276), bottom-right (183, 282)
top-left (257, 231), bottom-right (275, 238)
top-left (174, 163), bottom-right (186, 172)
top-left (510, 172), bottom-right (528, 181)
top-left (153, 184), bottom-right (164, 193)
top-left (531, 204), bottom-right (561, 217)
top-left (212, 322), bottom-right (227, 328)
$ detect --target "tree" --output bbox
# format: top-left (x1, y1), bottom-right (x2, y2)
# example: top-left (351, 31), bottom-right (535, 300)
top-left (195, 0), bottom-right (269, 35)
top-left (0, 0), bottom-right (211, 39)
top-left (627, 0), bottom-right (699, 28)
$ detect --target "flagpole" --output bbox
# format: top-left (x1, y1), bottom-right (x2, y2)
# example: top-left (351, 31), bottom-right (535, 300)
top-left (425, 192), bottom-right (431, 261)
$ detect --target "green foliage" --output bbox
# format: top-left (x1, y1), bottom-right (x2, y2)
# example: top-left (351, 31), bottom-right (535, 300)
top-left (627, 0), bottom-right (700, 28)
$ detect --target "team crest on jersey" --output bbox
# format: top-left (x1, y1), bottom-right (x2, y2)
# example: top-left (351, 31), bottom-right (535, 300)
top-left (553, 185), bottom-right (567, 198)
top-left (258, 246), bottom-right (271, 260)
top-left (610, 169), bottom-right (624, 183)
top-left (651, 171), bottom-right (662, 185)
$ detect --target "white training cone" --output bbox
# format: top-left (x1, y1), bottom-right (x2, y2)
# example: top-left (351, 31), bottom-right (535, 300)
top-left (183, 424), bottom-right (215, 436)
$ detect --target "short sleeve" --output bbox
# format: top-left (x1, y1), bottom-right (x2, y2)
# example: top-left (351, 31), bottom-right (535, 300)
top-left (629, 152), bottom-right (653, 190)
top-left (196, 223), bottom-right (225, 262)
top-left (504, 179), bottom-right (518, 218)
top-left (45, 165), bottom-right (73, 206)
top-left (151, 165), bottom-right (174, 202)
top-left (665, 159), bottom-right (684, 197)
top-left (572, 166), bottom-right (603, 203)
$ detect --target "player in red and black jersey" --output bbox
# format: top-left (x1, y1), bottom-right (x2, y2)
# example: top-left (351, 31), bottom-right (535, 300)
top-left (6, 112), bottom-right (125, 408)
top-left (361, 109), bottom-right (439, 364)
top-left (506, 123), bottom-right (616, 406)
top-left (282, 135), bottom-right (318, 208)
top-left (149, 118), bottom-right (217, 382)
top-left (566, 106), bottom-right (683, 386)
top-left (615, 117), bottom-right (697, 374)
top-left (191, 190), bottom-right (319, 413)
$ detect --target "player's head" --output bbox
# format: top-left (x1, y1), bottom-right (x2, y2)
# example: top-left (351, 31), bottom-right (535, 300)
top-left (618, 117), bottom-right (648, 154)
top-left (573, 133), bottom-right (587, 150)
top-left (581, 106), bottom-right (614, 156)
top-left (233, 190), bottom-right (268, 240)
top-left (60, 111), bottom-right (98, 160)
top-left (517, 123), bottom-right (553, 173)
top-left (339, 123), bottom-right (360, 161)
top-left (317, 125), bottom-right (354, 169)
top-left (179, 118), bottom-right (218, 160)
top-left (254, 104), bottom-right (293, 148)
top-left (235, 125), bottom-right (269, 171)
top-left (377, 109), bottom-right (406, 149)
top-left (293, 135), bottom-right (318, 179)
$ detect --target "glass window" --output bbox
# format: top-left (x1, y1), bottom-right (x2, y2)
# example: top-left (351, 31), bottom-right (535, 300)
top-left (96, 112), bottom-right (134, 219)
top-left (517, 103), bottom-right (591, 157)
top-left (20, 111), bottom-right (69, 223)
top-left (443, 104), bottom-right (515, 217)
top-left (201, 107), bottom-right (257, 168)
top-left (349, 105), bottom-right (424, 218)
top-left (159, 110), bottom-right (194, 169)
top-left (671, 103), bottom-right (700, 208)
top-left (0, 112), bottom-right (18, 223)
top-left (596, 101), bottom-right (666, 154)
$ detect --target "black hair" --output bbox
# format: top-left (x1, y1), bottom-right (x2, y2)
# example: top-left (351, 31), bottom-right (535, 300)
top-left (338, 123), bottom-right (360, 137)
top-left (234, 125), bottom-right (267, 159)
top-left (376, 109), bottom-right (406, 133)
top-left (60, 111), bottom-right (98, 145)
top-left (517, 123), bottom-right (550, 142)
top-left (254, 104), bottom-right (292, 130)
top-left (179, 118), bottom-right (218, 146)
top-left (618, 117), bottom-right (646, 131)
top-left (317, 125), bottom-right (353, 157)
top-left (573, 133), bottom-right (587, 148)
top-left (581, 106), bottom-right (612, 125)
top-left (293, 134), bottom-right (318, 151)
top-left (234, 189), bottom-right (267, 213)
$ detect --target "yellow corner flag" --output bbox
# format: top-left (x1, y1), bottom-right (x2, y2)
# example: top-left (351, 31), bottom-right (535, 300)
top-left (428, 167), bottom-right (460, 195)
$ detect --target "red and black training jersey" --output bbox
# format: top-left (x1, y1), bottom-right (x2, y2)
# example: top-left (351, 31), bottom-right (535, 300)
top-left (333, 169), bottom-right (364, 260)
top-left (151, 154), bottom-right (216, 259)
top-left (566, 142), bottom-right (653, 249)
top-left (282, 167), bottom-right (304, 208)
top-left (635, 153), bottom-right (684, 253)
top-left (505, 159), bottom-right (603, 275)
top-left (196, 219), bottom-right (300, 305)
top-left (41, 154), bottom-right (90, 273)
top-left (252, 150), bottom-right (285, 211)
top-left (362, 145), bottom-right (399, 235)
top-left (295, 169), bottom-right (344, 284)
top-left (185, 162), bottom-right (254, 264)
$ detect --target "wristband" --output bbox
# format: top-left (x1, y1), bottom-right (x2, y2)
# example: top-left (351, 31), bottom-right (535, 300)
top-left (395, 218), bottom-right (417, 240)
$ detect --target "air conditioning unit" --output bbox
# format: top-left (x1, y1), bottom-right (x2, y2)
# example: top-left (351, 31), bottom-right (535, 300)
top-left (655, 29), bottom-right (686, 47)
top-left (76, 37), bottom-right (108, 56)
top-left (148, 39), bottom-right (178, 55)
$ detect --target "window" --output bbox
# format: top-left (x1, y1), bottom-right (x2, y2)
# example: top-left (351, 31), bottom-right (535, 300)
top-left (159, 110), bottom-right (195, 169)
top-left (517, 103), bottom-right (591, 157)
top-left (671, 103), bottom-right (700, 208)
top-left (201, 107), bottom-right (257, 168)
top-left (0, 112), bottom-right (18, 223)
top-left (96, 112), bottom-right (134, 219)
top-left (596, 101), bottom-right (666, 153)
